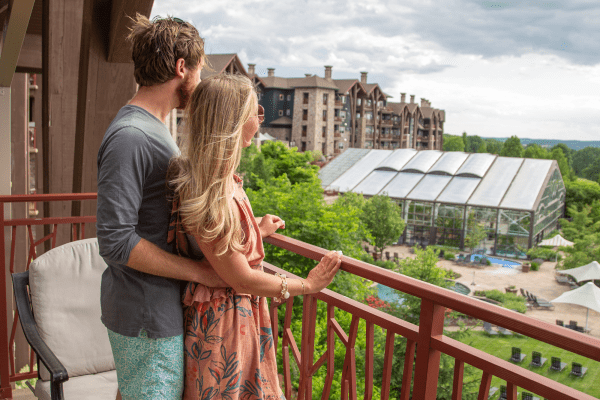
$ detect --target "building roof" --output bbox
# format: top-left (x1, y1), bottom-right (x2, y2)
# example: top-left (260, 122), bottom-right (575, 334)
top-left (320, 149), bottom-right (563, 212)
top-left (333, 79), bottom-right (360, 94)
top-left (261, 75), bottom-right (339, 90)
top-left (201, 54), bottom-right (247, 79)
top-left (270, 116), bottom-right (293, 125)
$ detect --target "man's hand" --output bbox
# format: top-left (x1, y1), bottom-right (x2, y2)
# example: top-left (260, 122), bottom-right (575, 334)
top-left (126, 238), bottom-right (227, 287)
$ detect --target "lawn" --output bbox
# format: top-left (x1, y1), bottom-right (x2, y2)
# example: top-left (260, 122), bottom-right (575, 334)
top-left (458, 330), bottom-right (600, 399)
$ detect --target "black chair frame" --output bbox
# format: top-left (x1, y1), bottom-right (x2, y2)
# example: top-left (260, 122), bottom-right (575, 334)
top-left (12, 270), bottom-right (69, 400)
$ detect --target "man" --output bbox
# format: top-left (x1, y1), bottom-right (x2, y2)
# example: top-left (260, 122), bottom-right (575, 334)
top-left (96, 14), bottom-right (224, 399)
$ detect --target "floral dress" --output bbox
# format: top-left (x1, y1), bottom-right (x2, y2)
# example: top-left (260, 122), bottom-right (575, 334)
top-left (169, 175), bottom-right (283, 400)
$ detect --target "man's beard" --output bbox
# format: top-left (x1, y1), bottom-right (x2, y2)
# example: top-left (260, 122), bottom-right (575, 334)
top-left (176, 75), bottom-right (195, 110)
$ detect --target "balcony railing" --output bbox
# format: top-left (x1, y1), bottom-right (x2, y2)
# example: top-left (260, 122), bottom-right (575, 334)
top-left (1, 194), bottom-right (600, 400)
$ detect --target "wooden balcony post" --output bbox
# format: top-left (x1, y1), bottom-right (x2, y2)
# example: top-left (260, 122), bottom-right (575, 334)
top-left (412, 299), bottom-right (445, 400)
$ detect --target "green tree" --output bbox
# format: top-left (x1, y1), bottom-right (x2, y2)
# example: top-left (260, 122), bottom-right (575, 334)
top-left (476, 141), bottom-right (487, 153)
top-left (466, 135), bottom-right (485, 153)
top-left (462, 131), bottom-right (468, 149)
top-left (549, 147), bottom-right (573, 181)
top-left (550, 143), bottom-right (574, 166)
top-left (464, 217), bottom-right (487, 254)
top-left (523, 144), bottom-right (548, 159)
top-left (485, 138), bottom-right (502, 155)
top-left (564, 179), bottom-right (600, 216)
top-left (443, 135), bottom-right (465, 152)
top-left (361, 195), bottom-right (405, 257)
top-left (500, 136), bottom-right (524, 158)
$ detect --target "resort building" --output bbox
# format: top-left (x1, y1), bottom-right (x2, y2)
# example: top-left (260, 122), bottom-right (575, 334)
top-left (320, 149), bottom-right (566, 257)
top-left (248, 65), bottom-right (445, 156)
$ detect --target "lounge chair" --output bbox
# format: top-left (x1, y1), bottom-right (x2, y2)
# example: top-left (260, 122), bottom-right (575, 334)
top-left (530, 351), bottom-right (547, 367)
top-left (483, 321), bottom-right (498, 336)
top-left (532, 295), bottom-right (555, 310)
top-left (570, 362), bottom-right (587, 377)
top-left (555, 320), bottom-right (564, 327)
top-left (499, 385), bottom-right (507, 400)
top-left (497, 327), bottom-right (512, 336)
top-left (549, 357), bottom-right (567, 372)
top-left (568, 320), bottom-right (578, 328)
top-left (555, 274), bottom-right (571, 285)
top-left (510, 347), bottom-right (526, 363)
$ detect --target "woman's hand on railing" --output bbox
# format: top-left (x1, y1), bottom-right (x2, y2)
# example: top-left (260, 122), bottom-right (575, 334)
top-left (257, 214), bottom-right (285, 238)
top-left (305, 251), bottom-right (342, 294)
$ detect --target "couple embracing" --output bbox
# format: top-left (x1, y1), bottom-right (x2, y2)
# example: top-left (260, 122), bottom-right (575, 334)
top-left (96, 14), bottom-right (341, 400)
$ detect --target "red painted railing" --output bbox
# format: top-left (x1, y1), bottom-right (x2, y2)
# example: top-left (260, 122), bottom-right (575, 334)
top-left (2, 194), bottom-right (600, 400)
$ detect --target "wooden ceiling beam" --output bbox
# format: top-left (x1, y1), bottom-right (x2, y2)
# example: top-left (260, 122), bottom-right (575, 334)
top-left (107, 0), bottom-right (154, 63)
top-left (15, 33), bottom-right (41, 73)
top-left (0, 0), bottom-right (35, 86)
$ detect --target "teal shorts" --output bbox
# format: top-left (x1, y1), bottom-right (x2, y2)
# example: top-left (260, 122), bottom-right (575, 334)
top-left (107, 329), bottom-right (184, 400)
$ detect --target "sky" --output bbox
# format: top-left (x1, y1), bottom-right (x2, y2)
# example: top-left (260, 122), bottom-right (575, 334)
top-left (151, 0), bottom-right (600, 141)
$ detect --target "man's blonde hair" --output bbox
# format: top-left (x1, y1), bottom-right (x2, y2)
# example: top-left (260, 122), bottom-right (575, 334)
top-left (127, 14), bottom-right (205, 86)
top-left (170, 74), bottom-right (257, 256)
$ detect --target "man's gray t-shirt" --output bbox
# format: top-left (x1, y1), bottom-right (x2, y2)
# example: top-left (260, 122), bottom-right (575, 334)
top-left (97, 105), bottom-right (181, 338)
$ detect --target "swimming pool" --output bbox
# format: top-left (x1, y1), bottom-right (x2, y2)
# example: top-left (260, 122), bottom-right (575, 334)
top-left (469, 255), bottom-right (521, 268)
top-left (377, 280), bottom-right (470, 303)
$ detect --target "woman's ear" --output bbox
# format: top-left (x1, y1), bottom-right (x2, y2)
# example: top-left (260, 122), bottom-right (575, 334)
top-left (175, 58), bottom-right (186, 79)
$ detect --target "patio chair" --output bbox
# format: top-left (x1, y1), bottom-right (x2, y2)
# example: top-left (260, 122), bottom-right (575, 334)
top-left (532, 295), bottom-right (555, 310)
top-left (11, 238), bottom-right (118, 400)
top-left (555, 320), bottom-right (564, 326)
top-left (385, 251), bottom-right (391, 260)
top-left (549, 357), bottom-right (567, 372)
top-left (570, 362), bottom-right (587, 377)
top-left (530, 351), bottom-right (547, 367)
top-left (499, 385), bottom-right (507, 400)
top-left (568, 320), bottom-right (578, 328)
top-left (483, 321), bottom-right (498, 336)
top-left (497, 326), bottom-right (513, 336)
top-left (574, 326), bottom-right (585, 333)
top-left (510, 347), bottom-right (526, 363)
top-left (393, 252), bottom-right (399, 261)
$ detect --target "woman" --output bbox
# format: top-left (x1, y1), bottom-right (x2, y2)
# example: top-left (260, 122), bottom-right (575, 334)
top-left (168, 73), bottom-right (341, 399)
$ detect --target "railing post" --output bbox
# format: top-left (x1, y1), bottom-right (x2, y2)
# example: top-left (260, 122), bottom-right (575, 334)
top-left (0, 202), bottom-right (12, 399)
top-left (412, 299), bottom-right (445, 400)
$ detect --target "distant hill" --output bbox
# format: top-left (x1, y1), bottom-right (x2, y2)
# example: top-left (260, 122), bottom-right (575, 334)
top-left (486, 138), bottom-right (600, 151)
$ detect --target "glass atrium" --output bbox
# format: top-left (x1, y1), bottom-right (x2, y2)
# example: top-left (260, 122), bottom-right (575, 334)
top-left (321, 149), bottom-right (566, 258)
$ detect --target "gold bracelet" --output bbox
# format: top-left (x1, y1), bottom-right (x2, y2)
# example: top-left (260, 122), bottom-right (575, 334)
top-left (300, 279), bottom-right (305, 295)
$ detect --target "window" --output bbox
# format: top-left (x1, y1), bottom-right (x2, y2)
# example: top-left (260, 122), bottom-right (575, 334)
top-left (341, 95), bottom-right (346, 104)
top-left (287, 94), bottom-right (291, 101)
top-left (322, 110), bottom-right (327, 121)
top-left (301, 141), bottom-right (307, 152)
top-left (323, 93), bottom-right (328, 105)
top-left (257, 93), bottom-right (262, 101)
top-left (279, 110), bottom-right (283, 116)
top-left (286, 109), bottom-right (290, 116)
top-left (357, 98), bottom-right (362, 106)
top-left (367, 99), bottom-right (372, 107)
top-left (340, 111), bottom-right (346, 120)
top-left (340, 126), bottom-right (345, 133)
top-left (302, 125), bottom-right (307, 137)
top-left (338, 141), bottom-right (344, 149)
top-left (366, 112), bottom-right (373, 120)
top-left (322, 126), bottom-right (326, 138)
top-left (303, 93), bottom-right (309, 104)
top-left (322, 142), bottom-right (326, 154)
top-left (303, 109), bottom-right (308, 121)
top-left (279, 94), bottom-right (284, 100)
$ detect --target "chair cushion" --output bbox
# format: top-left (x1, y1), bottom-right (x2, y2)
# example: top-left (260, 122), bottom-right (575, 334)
top-left (35, 370), bottom-right (117, 400)
top-left (29, 238), bottom-right (114, 381)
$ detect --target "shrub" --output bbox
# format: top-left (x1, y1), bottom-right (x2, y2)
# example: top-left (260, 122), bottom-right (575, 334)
top-left (527, 247), bottom-right (560, 261)
top-left (530, 261), bottom-right (540, 271)
top-left (486, 259), bottom-right (492, 266)
top-left (444, 251), bottom-right (456, 260)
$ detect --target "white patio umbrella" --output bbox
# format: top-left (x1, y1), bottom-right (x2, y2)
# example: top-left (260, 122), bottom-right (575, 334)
top-left (538, 234), bottom-right (574, 247)
top-left (550, 282), bottom-right (600, 331)
top-left (557, 261), bottom-right (600, 283)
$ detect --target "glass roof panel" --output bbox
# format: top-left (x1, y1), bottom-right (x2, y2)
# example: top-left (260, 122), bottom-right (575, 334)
top-left (375, 149), bottom-right (417, 171)
top-left (468, 157), bottom-right (524, 207)
top-left (429, 152), bottom-right (469, 175)
top-left (352, 170), bottom-right (399, 196)
top-left (500, 159), bottom-right (553, 211)
top-left (400, 150), bottom-right (443, 173)
top-left (319, 148), bottom-right (370, 187)
top-left (328, 149), bottom-right (393, 192)
top-left (437, 177), bottom-right (481, 204)
top-left (456, 153), bottom-right (497, 178)
top-left (380, 172), bottom-right (425, 199)
top-left (406, 174), bottom-right (452, 201)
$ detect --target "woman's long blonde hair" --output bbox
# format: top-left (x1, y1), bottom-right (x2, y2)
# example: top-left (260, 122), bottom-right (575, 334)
top-left (170, 73), bottom-right (256, 256)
